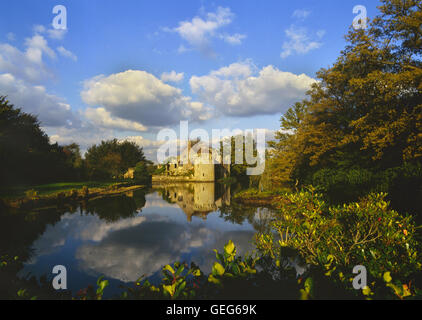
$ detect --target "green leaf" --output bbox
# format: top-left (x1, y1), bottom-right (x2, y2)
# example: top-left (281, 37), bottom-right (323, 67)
top-left (224, 240), bottom-right (235, 255)
top-left (362, 286), bottom-right (372, 296)
top-left (304, 277), bottom-right (314, 297)
top-left (96, 279), bottom-right (109, 295)
top-left (208, 274), bottom-right (221, 285)
top-left (383, 272), bottom-right (392, 283)
top-left (163, 264), bottom-right (175, 275)
top-left (212, 262), bottom-right (225, 276)
top-left (174, 281), bottom-right (186, 298)
top-left (191, 268), bottom-right (201, 277)
top-left (163, 284), bottom-right (176, 297)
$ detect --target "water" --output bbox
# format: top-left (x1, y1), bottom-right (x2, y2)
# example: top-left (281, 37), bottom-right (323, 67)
top-left (1, 183), bottom-right (274, 298)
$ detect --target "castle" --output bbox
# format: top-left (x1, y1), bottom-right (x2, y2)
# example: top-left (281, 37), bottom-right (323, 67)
top-left (152, 141), bottom-right (230, 183)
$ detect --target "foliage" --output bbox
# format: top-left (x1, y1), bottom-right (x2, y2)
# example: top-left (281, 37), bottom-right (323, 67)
top-left (264, 0), bottom-right (422, 216)
top-left (254, 190), bottom-right (422, 299)
top-left (0, 97), bottom-right (84, 187)
top-left (133, 162), bottom-right (152, 185)
top-left (85, 139), bottom-right (148, 180)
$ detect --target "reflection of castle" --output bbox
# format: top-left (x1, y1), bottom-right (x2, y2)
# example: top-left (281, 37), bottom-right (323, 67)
top-left (153, 141), bottom-right (230, 182)
top-left (157, 183), bottom-right (230, 222)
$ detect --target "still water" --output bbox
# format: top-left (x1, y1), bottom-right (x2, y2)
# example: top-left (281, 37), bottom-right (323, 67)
top-left (3, 183), bottom-right (273, 297)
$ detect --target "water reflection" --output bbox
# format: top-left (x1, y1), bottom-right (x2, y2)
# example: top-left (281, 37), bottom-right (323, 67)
top-left (154, 183), bottom-right (230, 222)
top-left (2, 183), bottom-right (272, 297)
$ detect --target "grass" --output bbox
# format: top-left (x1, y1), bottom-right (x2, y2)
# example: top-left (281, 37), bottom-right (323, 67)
top-left (0, 181), bottom-right (120, 199)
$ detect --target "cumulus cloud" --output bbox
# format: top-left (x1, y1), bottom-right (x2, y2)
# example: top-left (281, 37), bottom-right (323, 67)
top-left (57, 46), bottom-right (77, 61)
top-left (81, 70), bottom-right (212, 128)
top-left (84, 107), bottom-right (147, 132)
top-left (0, 36), bottom-right (54, 83)
top-left (190, 61), bottom-right (316, 117)
top-left (166, 7), bottom-right (245, 56)
top-left (160, 70), bottom-right (184, 83)
top-left (0, 73), bottom-right (79, 127)
top-left (48, 123), bottom-right (116, 151)
top-left (122, 135), bottom-right (182, 161)
top-left (280, 25), bottom-right (325, 59)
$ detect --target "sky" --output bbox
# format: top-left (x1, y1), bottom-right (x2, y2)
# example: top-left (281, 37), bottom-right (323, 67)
top-left (0, 0), bottom-right (382, 160)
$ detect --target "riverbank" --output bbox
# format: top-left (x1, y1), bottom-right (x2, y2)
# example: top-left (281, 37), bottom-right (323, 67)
top-left (0, 182), bottom-right (145, 211)
top-left (232, 188), bottom-right (283, 207)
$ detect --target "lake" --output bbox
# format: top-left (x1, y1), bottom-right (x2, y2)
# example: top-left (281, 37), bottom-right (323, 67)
top-left (1, 183), bottom-right (274, 298)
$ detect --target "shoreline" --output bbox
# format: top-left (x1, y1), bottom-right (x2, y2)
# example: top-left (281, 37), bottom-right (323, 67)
top-left (0, 184), bottom-right (145, 211)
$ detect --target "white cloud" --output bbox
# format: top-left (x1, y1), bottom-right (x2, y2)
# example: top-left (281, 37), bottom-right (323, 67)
top-left (167, 7), bottom-right (245, 55)
top-left (219, 33), bottom-right (246, 45)
top-left (0, 35), bottom-right (55, 83)
top-left (47, 28), bottom-right (67, 40)
top-left (190, 61), bottom-right (316, 117)
top-left (292, 9), bottom-right (311, 20)
top-left (81, 70), bottom-right (212, 127)
top-left (34, 24), bottom-right (67, 40)
top-left (0, 73), bottom-right (78, 127)
top-left (57, 46), bottom-right (77, 61)
top-left (84, 107), bottom-right (147, 132)
top-left (160, 70), bottom-right (184, 83)
top-left (280, 25), bottom-right (324, 59)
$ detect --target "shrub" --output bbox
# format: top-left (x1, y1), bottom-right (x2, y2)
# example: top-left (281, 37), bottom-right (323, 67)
top-left (254, 190), bottom-right (421, 298)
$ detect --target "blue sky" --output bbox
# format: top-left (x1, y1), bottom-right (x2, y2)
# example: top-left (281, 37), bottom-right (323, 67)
top-left (0, 0), bottom-right (381, 159)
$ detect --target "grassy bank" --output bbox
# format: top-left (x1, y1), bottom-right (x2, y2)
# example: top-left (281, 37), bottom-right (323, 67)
top-left (233, 188), bottom-right (286, 206)
top-left (0, 181), bottom-right (121, 199)
top-left (0, 181), bottom-right (145, 210)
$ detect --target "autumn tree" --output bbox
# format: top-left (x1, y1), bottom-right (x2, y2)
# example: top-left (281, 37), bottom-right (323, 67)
top-left (266, 0), bottom-right (421, 211)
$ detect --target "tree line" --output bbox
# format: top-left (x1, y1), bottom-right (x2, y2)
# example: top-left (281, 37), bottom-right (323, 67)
top-left (0, 96), bottom-right (151, 188)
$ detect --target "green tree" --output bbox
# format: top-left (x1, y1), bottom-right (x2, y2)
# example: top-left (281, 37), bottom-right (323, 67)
top-left (85, 139), bottom-right (147, 180)
top-left (265, 0), bottom-right (421, 213)
top-left (0, 96), bottom-right (76, 186)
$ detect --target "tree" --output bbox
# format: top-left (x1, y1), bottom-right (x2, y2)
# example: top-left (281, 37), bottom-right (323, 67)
top-left (85, 139), bottom-right (147, 180)
top-left (265, 0), bottom-right (421, 212)
top-left (0, 96), bottom-right (77, 186)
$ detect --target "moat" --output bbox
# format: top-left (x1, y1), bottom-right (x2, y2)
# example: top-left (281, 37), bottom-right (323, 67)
top-left (0, 183), bottom-right (274, 298)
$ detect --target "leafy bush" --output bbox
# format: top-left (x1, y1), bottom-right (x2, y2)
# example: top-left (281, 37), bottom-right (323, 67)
top-left (254, 190), bottom-right (421, 298)
top-left (311, 164), bottom-right (422, 217)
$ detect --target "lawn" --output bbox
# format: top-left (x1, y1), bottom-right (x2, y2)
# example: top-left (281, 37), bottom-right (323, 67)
top-left (0, 181), bottom-right (121, 199)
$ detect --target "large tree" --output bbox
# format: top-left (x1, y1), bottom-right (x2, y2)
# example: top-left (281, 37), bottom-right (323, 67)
top-left (85, 139), bottom-right (147, 179)
top-left (266, 0), bottom-right (421, 210)
top-left (0, 96), bottom-right (80, 186)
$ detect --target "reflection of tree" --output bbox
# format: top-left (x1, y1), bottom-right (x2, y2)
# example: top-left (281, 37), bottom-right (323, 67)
top-left (219, 201), bottom-right (256, 226)
top-left (0, 205), bottom-right (71, 299)
top-left (84, 190), bottom-right (147, 223)
top-left (0, 207), bottom-right (66, 262)
top-left (219, 203), bottom-right (273, 234)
